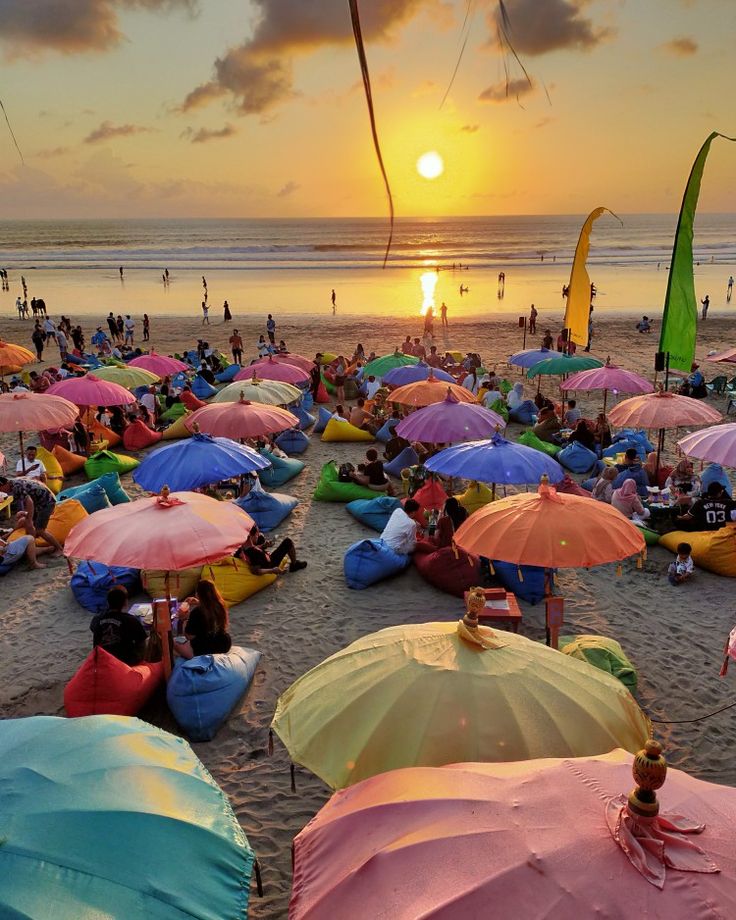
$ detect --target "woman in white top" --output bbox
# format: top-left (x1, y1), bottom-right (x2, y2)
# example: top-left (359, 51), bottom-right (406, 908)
top-left (462, 368), bottom-right (480, 395)
top-left (257, 335), bottom-right (270, 358)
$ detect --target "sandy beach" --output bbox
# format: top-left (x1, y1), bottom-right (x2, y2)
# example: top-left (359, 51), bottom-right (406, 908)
top-left (1, 311), bottom-right (735, 917)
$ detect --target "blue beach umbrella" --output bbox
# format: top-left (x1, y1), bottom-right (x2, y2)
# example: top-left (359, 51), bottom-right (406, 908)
top-left (383, 362), bottom-right (456, 386)
top-left (508, 347), bottom-right (555, 369)
top-left (134, 431), bottom-right (270, 492)
top-left (424, 432), bottom-right (565, 486)
top-left (0, 715), bottom-right (258, 919)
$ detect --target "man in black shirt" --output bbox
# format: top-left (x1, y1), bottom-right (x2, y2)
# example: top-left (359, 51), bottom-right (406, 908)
top-left (678, 482), bottom-right (736, 532)
top-left (90, 586), bottom-right (147, 666)
top-left (237, 527), bottom-right (307, 575)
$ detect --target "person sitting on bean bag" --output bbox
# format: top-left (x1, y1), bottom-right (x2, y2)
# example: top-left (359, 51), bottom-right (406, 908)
top-left (591, 467), bottom-right (617, 503)
top-left (384, 432), bottom-right (410, 462)
top-left (351, 449), bottom-right (392, 493)
top-left (567, 419), bottom-right (596, 452)
top-left (433, 497), bottom-right (468, 548)
top-left (612, 448), bottom-right (649, 498)
top-left (90, 586), bottom-right (147, 666)
top-left (380, 499), bottom-right (424, 555)
top-left (174, 580), bottom-right (232, 660)
top-left (533, 407), bottom-right (562, 444)
top-left (611, 479), bottom-right (650, 523)
top-left (236, 526), bottom-right (307, 575)
top-left (676, 482), bottom-right (736, 532)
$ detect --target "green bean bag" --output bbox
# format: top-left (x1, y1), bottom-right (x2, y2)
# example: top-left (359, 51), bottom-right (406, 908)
top-left (313, 461), bottom-right (378, 503)
top-left (517, 430), bottom-right (561, 457)
top-left (488, 398), bottom-right (509, 422)
top-left (160, 402), bottom-right (188, 423)
top-left (636, 525), bottom-right (660, 546)
top-left (84, 449), bottom-right (140, 480)
top-left (559, 634), bottom-right (638, 692)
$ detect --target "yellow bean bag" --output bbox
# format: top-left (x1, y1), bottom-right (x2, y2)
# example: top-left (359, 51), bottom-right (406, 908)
top-left (457, 482), bottom-right (495, 516)
top-left (142, 567), bottom-right (202, 600)
top-left (201, 557), bottom-right (276, 605)
top-left (160, 412), bottom-right (194, 441)
top-left (321, 418), bottom-right (374, 443)
top-left (52, 445), bottom-right (87, 476)
top-left (659, 525), bottom-right (736, 577)
top-left (10, 499), bottom-right (88, 547)
top-left (319, 353), bottom-right (337, 365)
top-left (36, 447), bottom-right (64, 495)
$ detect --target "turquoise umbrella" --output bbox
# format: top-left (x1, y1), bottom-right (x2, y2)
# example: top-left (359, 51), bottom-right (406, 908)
top-left (363, 351), bottom-right (419, 378)
top-left (526, 354), bottom-right (604, 379)
top-left (0, 715), bottom-right (258, 918)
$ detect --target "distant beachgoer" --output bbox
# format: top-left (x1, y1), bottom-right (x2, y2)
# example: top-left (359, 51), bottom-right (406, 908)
top-left (266, 314), bottom-right (276, 345)
top-left (31, 323), bottom-right (45, 361)
top-left (223, 300), bottom-right (232, 322)
top-left (143, 314), bottom-right (150, 342)
top-left (424, 306), bottom-right (434, 335)
top-left (229, 329), bottom-right (243, 365)
top-left (165, 268), bottom-right (169, 283)
top-left (257, 335), bottom-right (270, 358)
top-left (201, 301), bottom-right (209, 325)
top-left (331, 289), bottom-right (336, 314)
top-left (124, 315), bottom-right (135, 345)
top-left (119, 266), bottom-right (124, 280)
top-left (43, 316), bottom-right (57, 344)
top-left (636, 316), bottom-right (652, 333)
top-left (701, 295), bottom-right (710, 320)
top-left (542, 329), bottom-right (554, 349)
top-left (529, 304), bottom-right (537, 334)
top-left (728, 276), bottom-right (734, 301)
top-left (440, 301), bottom-right (448, 327)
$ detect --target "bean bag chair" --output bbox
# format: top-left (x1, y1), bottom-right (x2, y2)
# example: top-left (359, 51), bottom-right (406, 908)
top-left (321, 418), bottom-right (374, 443)
top-left (171, 371), bottom-right (189, 390)
top-left (557, 441), bottom-right (598, 474)
top-left (61, 471), bottom-right (130, 507)
top-left (191, 375), bottom-right (217, 400)
top-left (375, 418), bottom-right (400, 443)
top-left (142, 566), bottom-right (202, 600)
top-left (412, 479), bottom-right (448, 515)
top-left (346, 496), bottom-right (402, 532)
top-left (160, 402), bottom-right (188, 423)
top-left (215, 363), bottom-right (240, 383)
top-left (167, 646), bottom-right (261, 741)
top-left (701, 463), bottom-right (733, 497)
top-left (301, 391), bottom-right (315, 411)
top-left (88, 420), bottom-right (122, 448)
top-left (275, 428), bottom-right (310, 455)
top-left (457, 482), bottom-right (495, 516)
top-left (556, 475), bottom-right (593, 498)
top-left (161, 413), bottom-right (194, 441)
top-left (8, 498), bottom-right (89, 548)
top-left (64, 647), bottom-right (164, 718)
top-left (659, 525), bottom-right (736, 577)
top-left (612, 429), bottom-right (654, 453)
top-left (602, 439), bottom-right (646, 461)
top-left (52, 445), bottom-right (86, 476)
top-left (637, 525), bottom-right (660, 546)
top-left (34, 446), bottom-right (64, 494)
top-left (517, 430), bottom-right (560, 457)
top-left (71, 560), bottom-right (142, 613)
top-left (201, 557), bottom-right (276, 605)
top-left (344, 538), bottom-right (411, 589)
top-left (314, 406), bottom-right (333, 434)
top-left (235, 490), bottom-right (298, 533)
top-left (58, 480), bottom-right (111, 514)
top-left (180, 390), bottom-right (206, 412)
top-left (85, 449), bottom-right (140, 480)
top-left (123, 419), bottom-right (162, 451)
top-left (384, 446), bottom-right (420, 479)
top-left (294, 405), bottom-right (316, 430)
top-left (509, 400), bottom-right (537, 425)
top-left (257, 451), bottom-right (305, 488)
top-left (315, 382), bottom-right (330, 403)
top-left (581, 476), bottom-right (597, 492)
top-left (487, 398), bottom-right (509, 423)
top-left (492, 560), bottom-right (551, 605)
top-left (313, 461), bottom-right (377, 503)
top-left (559, 634), bottom-right (638, 692)
top-left (414, 546), bottom-right (482, 597)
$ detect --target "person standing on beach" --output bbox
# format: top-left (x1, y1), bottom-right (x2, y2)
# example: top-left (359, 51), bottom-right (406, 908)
top-left (106, 312), bottom-right (117, 341)
top-left (165, 268), bottom-right (169, 284)
top-left (201, 301), bottom-right (210, 325)
top-left (43, 316), bottom-right (57, 344)
top-left (119, 266), bottom-right (124, 280)
top-left (424, 306), bottom-right (434, 336)
top-left (229, 329), bottom-right (243, 366)
top-left (116, 315), bottom-right (125, 342)
top-left (529, 304), bottom-right (538, 335)
top-left (728, 276), bottom-right (734, 302)
top-left (143, 314), bottom-right (150, 342)
top-left (124, 315), bottom-right (135, 345)
top-left (266, 314), bottom-right (276, 345)
top-left (440, 301), bottom-right (448, 327)
top-left (331, 289), bottom-right (336, 314)
top-left (31, 322), bottom-right (45, 361)
top-left (202, 276), bottom-right (208, 300)
top-left (223, 300), bottom-right (232, 322)
top-left (701, 295), bottom-right (710, 320)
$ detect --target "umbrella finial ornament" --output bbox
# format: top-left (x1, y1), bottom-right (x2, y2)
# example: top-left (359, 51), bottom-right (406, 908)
top-left (458, 588), bottom-right (505, 650)
top-left (192, 422), bottom-right (200, 434)
top-left (628, 739), bottom-right (667, 818)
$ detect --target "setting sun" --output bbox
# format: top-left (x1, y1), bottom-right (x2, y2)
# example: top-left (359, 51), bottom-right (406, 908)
top-left (416, 151), bottom-right (444, 180)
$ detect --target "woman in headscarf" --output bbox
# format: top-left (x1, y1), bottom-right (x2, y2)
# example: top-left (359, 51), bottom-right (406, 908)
top-left (611, 478), bottom-right (650, 520)
top-left (591, 466), bottom-right (617, 503)
top-left (507, 382), bottom-right (524, 411)
top-left (643, 451), bottom-right (673, 489)
top-left (665, 459), bottom-right (701, 502)
top-left (593, 413), bottom-right (612, 450)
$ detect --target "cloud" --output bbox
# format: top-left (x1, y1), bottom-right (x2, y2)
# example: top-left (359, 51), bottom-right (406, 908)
top-left (493, 0), bottom-right (612, 55)
top-left (460, 124), bottom-right (479, 133)
top-left (0, 0), bottom-right (195, 57)
top-left (84, 121), bottom-right (152, 143)
top-left (661, 37), bottom-right (698, 56)
top-left (277, 180), bottom-right (299, 197)
top-left (479, 77), bottom-right (535, 103)
top-left (34, 146), bottom-right (70, 159)
top-left (181, 123), bottom-right (236, 143)
top-left (181, 0), bottom-right (436, 116)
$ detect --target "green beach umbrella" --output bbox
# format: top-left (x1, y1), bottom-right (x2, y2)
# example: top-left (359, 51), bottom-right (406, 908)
top-left (363, 350), bottom-right (419, 378)
top-left (0, 715), bottom-right (258, 918)
top-left (526, 354), bottom-right (604, 379)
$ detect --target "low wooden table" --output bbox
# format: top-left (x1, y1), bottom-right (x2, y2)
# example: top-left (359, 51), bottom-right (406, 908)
top-left (463, 587), bottom-right (522, 633)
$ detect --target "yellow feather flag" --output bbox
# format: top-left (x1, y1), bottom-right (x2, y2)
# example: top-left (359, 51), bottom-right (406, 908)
top-left (564, 208), bottom-right (620, 347)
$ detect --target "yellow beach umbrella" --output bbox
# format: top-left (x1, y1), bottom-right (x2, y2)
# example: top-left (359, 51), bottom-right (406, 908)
top-left (92, 365), bottom-right (160, 389)
top-left (271, 620), bottom-right (650, 790)
top-left (214, 379), bottom-right (302, 406)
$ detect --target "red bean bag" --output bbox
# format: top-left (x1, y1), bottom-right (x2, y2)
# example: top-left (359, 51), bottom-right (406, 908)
top-left (411, 479), bottom-right (448, 515)
top-left (414, 546), bottom-right (482, 597)
top-left (555, 474), bottom-right (593, 498)
top-left (316, 382), bottom-right (330, 403)
top-left (181, 389), bottom-right (206, 411)
top-left (64, 646), bottom-right (164, 716)
top-left (53, 444), bottom-right (87, 476)
top-left (123, 419), bottom-right (163, 451)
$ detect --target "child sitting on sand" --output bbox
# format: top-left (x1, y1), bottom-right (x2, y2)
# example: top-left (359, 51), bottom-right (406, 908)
top-left (668, 543), bottom-right (693, 586)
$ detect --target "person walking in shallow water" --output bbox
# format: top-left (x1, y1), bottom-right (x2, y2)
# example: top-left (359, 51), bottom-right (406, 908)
top-left (440, 301), bottom-right (448, 327)
top-left (201, 301), bottom-right (210, 325)
top-left (223, 300), bottom-right (232, 322)
top-left (331, 289), bottom-right (336, 314)
top-left (728, 276), bottom-right (733, 302)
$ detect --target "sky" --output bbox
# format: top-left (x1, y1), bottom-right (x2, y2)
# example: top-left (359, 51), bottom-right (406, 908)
top-left (0, 0), bottom-right (734, 219)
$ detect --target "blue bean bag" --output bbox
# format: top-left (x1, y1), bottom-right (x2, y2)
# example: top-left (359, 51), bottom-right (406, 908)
top-left (171, 371), bottom-right (189, 390)
top-left (293, 405), bottom-right (316, 430)
top-left (601, 438), bottom-right (647, 460)
top-left (344, 538), bottom-right (411, 589)
top-left (191, 374), bottom-right (217, 400)
top-left (60, 471), bottom-right (130, 507)
top-left (346, 496), bottom-right (402, 531)
top-left (257, 451), bottom-right (305, 488)
top-left (612, 429), bottom-right (654, 453)
top-left (384, 446), bottom-right (420, 479)
top-left (581, 476), bottom-right (597, 492)
top-left (301, 391), bottom-right (315, 410)
top-left (166, 646), bottom-right (261, 741)
top-left (58, 480), bottom-right (110, 514)
top-left (557, 441), bottom-right (598, 474)
top-left (71, 561), bottom-right (141, 614)
top-left (509, 400), bottom-right (537, 425)
top-left (275, 428), bottom-right (310, 455)
top-left (702, 463), bottom-right (733, 497)
top-left (314, 406), bottom-right (333, 434)
top-left (215, 364), bottom-right (240, 383)
top-left (235, 490), bottom-right (298, 532)
top-left (375, 418), bottom-right (400, 443)
top-left (492, 560), bottom-right (552, 605)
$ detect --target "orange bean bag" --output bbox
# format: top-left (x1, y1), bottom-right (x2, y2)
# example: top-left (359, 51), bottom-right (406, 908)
top-left (411, 479), bottom-right (448, 515)
top-left (64, 646), bottom-right (164, 716)
top-left (123, 419), bottom-right (163, 451)
top-left (52, 445), bottom-right (87, 476)
top-left (181, 390), bottom-right (206, 411)
top-left (88, 420), bottom-right (122, 448)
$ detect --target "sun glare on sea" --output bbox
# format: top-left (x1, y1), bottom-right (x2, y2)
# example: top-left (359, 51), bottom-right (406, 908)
top-left (416, 151), bottom-right (444, 180)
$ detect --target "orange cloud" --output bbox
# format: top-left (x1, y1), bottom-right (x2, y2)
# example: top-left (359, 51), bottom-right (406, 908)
top-left (84, 121), bottom-right (152, 143)
top-left (661, 36), bottom-right (698, 56)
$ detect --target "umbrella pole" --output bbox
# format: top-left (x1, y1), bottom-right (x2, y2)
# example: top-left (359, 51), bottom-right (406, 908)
top-left (602, 389), bottom-right (608, 416)
top-left (655, 427), bottom-right (665, 477)
top-left (155, 571), bottom-right (174, 680)
top-left (18, 430), bottom-right (26, 474)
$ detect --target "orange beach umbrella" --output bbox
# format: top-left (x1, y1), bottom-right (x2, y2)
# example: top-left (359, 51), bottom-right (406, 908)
top-left (389, 373), bottom-right (476, 408)
top-left (0, 340), bottom-right (34, 369)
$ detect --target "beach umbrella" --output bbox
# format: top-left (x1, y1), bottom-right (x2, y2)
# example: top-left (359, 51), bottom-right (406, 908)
top-left (92, 364), bottom-right (160, 389)
top-left (526, 354), bottom-right (604, 379)
top-left (254, 352), bottom-right (313, 373)
top-left (271, 620), bottom-right (650, 790)
top-left (454, 478), bottom-right (644, 570)
top-left (46, 374), bottom-right (136, 408)
top-left (185, 396), bottom-right (298, 439)
top-left (708, 347), bottom-right (736, 364)
top-left (363, 351), bottom-right (419, 378)
top-left (388, 374), bottom-right (476, 408)
top-left (383, 361), bottom-right (455, 386)
top-left (395, 391), bottom-right (505, 443)
top-left (290, 747), bottom-right (736, 918)
top-left (508, 346), bottom-right (554, 369)
top-left (214, 379), bottom-right (302, 405)
top-left (129, 351), bottom-right (189, 375)
top-left (133, 432), bottom-right (271, 493)
top-left (425, 432), bottom-right (565, 488)
top-left (678, 423), bottom-right (736, 468)
top-left (562, 360), bottom-right (654, 413)
top-left (235, 359), bottom-right (309, 385)
top-left (0, 715), bottom-right (258, 918)
top-left (0, 339), bottom-right (34, 370)
top-left (0, 391), bottom-right (80, 472)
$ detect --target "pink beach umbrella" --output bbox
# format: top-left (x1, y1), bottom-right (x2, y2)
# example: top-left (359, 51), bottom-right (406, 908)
top-left (608, 390), bottom-right (722, 430)
top-left (129, 352), bottom-right (189, 376)
top-left (235, 360), bottom-right (309, 386)
top-left (0, 392), bottom-right (80, 465)
top-left (678, 423), bottom-right (736, 468)
top-left (185, 397), bottom-right (299, 440)
top-left (396, 392), bottom-right (505, 443)
top-left (47, 374), bottom-right (136, 408)
top-left (254, 353), bottom-right (313, 373)
top-left (291, 746), bottom-right (736, 919)
top-left (563, 361), bottom-right (654, 413)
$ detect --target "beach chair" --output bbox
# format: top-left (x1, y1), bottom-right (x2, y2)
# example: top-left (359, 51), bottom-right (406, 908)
top-left (706, 375), bottom-right (727, 396)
